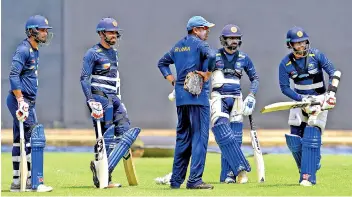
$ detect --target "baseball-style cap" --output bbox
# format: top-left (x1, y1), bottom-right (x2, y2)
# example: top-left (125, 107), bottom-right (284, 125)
top-left (186, 16), bottom-right (215, 31)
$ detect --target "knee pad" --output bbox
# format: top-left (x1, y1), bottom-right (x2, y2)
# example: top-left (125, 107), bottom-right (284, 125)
top-left (230, 122), bottom-right (243, 146)
top-left (212, 123), bottom-right (251, 175)
top-left (108, 127), bottom-right (141, 173)
top-left (285, 134), bottom-right (302, 170)
top-left (210, 93), bottom-right (229, 126)
top-left (288, 108), bottom-right (308, 126)
top-left (308, 111), bottom-right (328, 131)
top-left (300, 126), bottom-right (321, 184)
top-left (30, 124), bottom-right (45, 189)
top-left (229, 97), bottom-right (243, 122)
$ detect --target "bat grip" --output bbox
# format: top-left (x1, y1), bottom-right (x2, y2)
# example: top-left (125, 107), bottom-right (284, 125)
top-left (249, 115), bottom-right (255, 130)
top-left (311, 101), bottom-right (321, 106)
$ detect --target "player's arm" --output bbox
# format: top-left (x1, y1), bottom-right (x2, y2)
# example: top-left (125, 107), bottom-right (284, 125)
top-left (197, 42), bottom-right (216, 81)
top-left (9, 47), bottom-right (29, 99)
top-left (157, 49), bottom-right (175, 86)
top-left (317, 50), bottom-right (337, 84)
top-left (244, 56), bottom-right (259, 96)
top-left (80, 50), bottom-right (95, 102)
top-left (279, 63), bottom-right (303, 101)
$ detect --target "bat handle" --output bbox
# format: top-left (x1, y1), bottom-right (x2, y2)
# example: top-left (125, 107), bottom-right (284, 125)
top-left (310, 101), bottom-right (321, 106)
top-left (249, 115), bottom-right (255, 130)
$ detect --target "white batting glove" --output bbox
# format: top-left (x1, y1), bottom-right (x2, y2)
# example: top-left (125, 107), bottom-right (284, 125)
top-left (243, 94), bottom-right (256, 116)
top-left (168, 89), bottom-right (175, 102)
top-left (88, 100), bottom-right (104, 119)
top-left (16, 97), bottom-right (29, 122)
top-left (322, 92), bottom-right (336, 110)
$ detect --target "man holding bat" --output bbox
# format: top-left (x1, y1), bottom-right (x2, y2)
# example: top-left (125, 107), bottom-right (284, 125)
top-left (80, 17), bottom-right (141, 188)
top-left (278, 26), bottom-right (340, 186)
top-left (7, 15), bottom-right (53, 192)
top-left (209, 24), bottom-right (259, 184)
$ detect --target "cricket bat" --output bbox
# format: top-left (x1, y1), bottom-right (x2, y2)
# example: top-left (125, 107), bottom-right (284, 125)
top-left (19, 121), bottom-right (28, 192)
top-left (123, 149), bottom-right (138, 186)
top-left (96, 120), bottom-right (109, 189)
top-left (261, 70), bottom-right (341, 114)
top-left (249, 115), bottom-right (265, 183)
top-left (260, 101), bottom-right (320, 113)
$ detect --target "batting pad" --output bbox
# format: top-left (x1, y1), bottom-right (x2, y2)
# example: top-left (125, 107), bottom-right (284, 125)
top-left (103, 125), bottom-right (118, 157)
top-left (285, 134), bottom-right (302, 171)
top-left (212, 123), bottom-right (251, 176)
top-left (300, 126), bottom-right (321, 184)
top-left (108, 127), bottom-right (141, 173)
top-left (220, 155), bottom-right (232, 182)
top-left (31, 124), bottom-right (46, 189)
top-left (230, 122), bottom-right (243, 146)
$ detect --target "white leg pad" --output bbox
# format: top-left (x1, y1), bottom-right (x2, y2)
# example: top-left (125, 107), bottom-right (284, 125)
top-left (308, 110), bottom-right (328, 131)
top-left (288, 108), bottom-right (308, 126)
top-left (229, 96), bottom-right (243, 122)
top-left (210, 92), bottom-right (229, 126)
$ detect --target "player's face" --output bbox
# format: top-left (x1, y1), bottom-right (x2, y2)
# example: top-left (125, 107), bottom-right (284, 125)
top-left (104, 31), bottom-right (120, 45)
top-left (291, 41), bottom-right (308, 57)
top-left (195, 26), bottom-right (210, 41)
top-left (225, 36), bottom-right (241, 48)
top-left (37, 28), bottom-right (48, 43)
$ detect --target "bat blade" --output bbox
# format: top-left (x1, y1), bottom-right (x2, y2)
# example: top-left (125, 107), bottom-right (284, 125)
top-left (96, 120), bottom-right (109, 189)
top-left (19, 121), bottom-right (27, 192)
top-left (123, 149), bottom-right (138, 186)
top-left (260, 101), bottom-right (312, 113)
top-left (249, 115), bottom-right (265, 183)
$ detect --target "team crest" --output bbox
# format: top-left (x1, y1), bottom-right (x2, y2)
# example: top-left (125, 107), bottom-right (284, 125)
top-left (297, 31), bottom-right (303, 37)
top-left (44, 18), bottom-right (49, 25)
top-left (231, 26), bottom-right (238, 33)
top-left (112, 21), bottom-right (118, 27)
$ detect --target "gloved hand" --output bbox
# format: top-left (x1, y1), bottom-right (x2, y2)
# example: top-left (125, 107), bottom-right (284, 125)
top-left (322, 92), bottom-right (336, 110)
top-left (168, 89), bottom-right (175, 102)
top-left (243, 94), bottom-right (256, 116)
top-left (88, 100), bottom-right (104, 119)
top-left (16, 97), bottom-right (29, 122)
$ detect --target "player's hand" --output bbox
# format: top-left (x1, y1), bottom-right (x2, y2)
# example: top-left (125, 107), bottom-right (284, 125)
top-left (168, 89), bottom-right (175, 102)
top-left (322, 92), bottom-right (336, 110)
top-left (16, 97), bottom-right (29, 122)
top-left (195, 71), bottom-right (211, 82)
top-left (88, 100), bottom-right (104, 119)
top-left (243, 94), bottom-right (256, 116)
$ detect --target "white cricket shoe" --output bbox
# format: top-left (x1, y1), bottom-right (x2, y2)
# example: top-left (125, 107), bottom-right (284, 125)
top-left (36, 184), bottom-right (53, 192)
top-left (154, 172), bottom-right (172, 185)
top-left (237, 171), bottom-right (248, 184)
top-left (300, 180), bottom-right (313, 187)
top-left (224, 177), bottom-right (236, 184)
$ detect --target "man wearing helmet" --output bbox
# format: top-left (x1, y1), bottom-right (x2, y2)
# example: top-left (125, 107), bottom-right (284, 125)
top-left (80, 17), bottom-right (141, 188)
top-left (7, 15), bottom-right (53, 192)
top-left (209, 24), bottom-right (259, 184)
top-left (279, 26), bottom-right (339, 186)
top-left (157, 16), bottom-right (216, 189)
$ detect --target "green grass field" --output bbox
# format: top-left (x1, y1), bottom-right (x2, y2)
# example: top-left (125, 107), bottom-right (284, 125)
top-left (2, 153), bottom-right (352, 196)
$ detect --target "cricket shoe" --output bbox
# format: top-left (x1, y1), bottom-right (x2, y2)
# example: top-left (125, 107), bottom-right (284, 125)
top-left (300, 180), bottom-right (313, 187)
top-left (224, 177), bottom-right (236, 184)
top-left (187, 182), bottom-right (214, 190)
top-left (107, 174), bottom-right (122, 188)
top-left (10, 179), bottom-right (32, 192)
top-left (155, 172), bottom-right (172, 185)
top-left (90, 160), bottom-right (100, 188)
top-left (237, 171), bottom-right (248, 184)
top-left (35, 184), bottom-right (53, 192)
